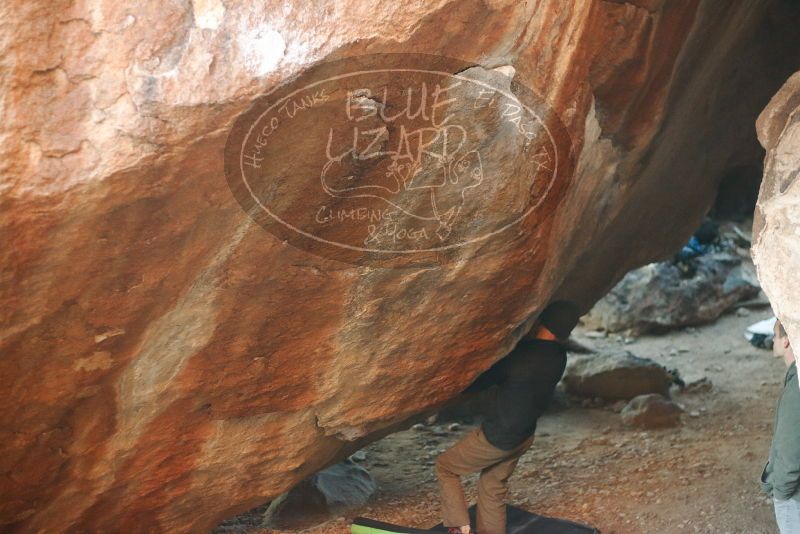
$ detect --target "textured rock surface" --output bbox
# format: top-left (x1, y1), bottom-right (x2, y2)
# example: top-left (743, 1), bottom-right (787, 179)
top-left (260, 459), bottom-right (375, 530)
top-left (563, 352), bottom-right (674, 401)
top-left (621, 394), bottom-right (683, 429)
top-left (753, 71), bottom-right (800, 350)
top-left (2, 1), bottom-right (800, 532)
top-left (583, 252), bottom-right (760, 334)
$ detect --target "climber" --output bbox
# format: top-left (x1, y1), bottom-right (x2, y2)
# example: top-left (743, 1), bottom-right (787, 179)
top-left (435, 301), bottom-right (581, 534)
top-left (761, 319), bottom-right (800, 534)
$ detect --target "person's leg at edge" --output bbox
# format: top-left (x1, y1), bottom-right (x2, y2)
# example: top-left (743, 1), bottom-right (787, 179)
top-left (774, 498), bottom-right (800, 534)
top-left (437, 427), bottom-right (517, 533)
top-left (436, 428), bottom-right (481, 532)
top-left (474, 434), bottom-right (534, 534)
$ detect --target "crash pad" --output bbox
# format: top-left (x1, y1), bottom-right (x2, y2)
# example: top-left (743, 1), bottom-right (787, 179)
top-left (352, 505), bottom-right (599, 534)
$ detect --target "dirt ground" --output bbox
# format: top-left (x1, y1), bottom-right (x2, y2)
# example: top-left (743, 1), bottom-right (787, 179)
top-left (242, 308), bottom-right (787, 534)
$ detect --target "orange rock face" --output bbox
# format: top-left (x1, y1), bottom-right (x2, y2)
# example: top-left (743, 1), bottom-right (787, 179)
top-left (2, 0), bottom-right (799, 531)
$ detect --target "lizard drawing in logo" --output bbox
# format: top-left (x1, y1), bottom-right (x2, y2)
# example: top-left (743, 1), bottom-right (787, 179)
top-left (321, 123), bottom-right (484, 241)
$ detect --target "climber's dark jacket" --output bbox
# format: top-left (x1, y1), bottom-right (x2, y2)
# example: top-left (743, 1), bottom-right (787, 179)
top-left (465, 339), bottom-right (566, 451)
top-left (761, 361), bottom-right (800, 501)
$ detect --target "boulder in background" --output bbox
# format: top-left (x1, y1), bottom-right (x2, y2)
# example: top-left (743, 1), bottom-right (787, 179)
top-left (583, 251), bottom-right (760, 334)
top-left (563, 351), bottom-right (675, 401)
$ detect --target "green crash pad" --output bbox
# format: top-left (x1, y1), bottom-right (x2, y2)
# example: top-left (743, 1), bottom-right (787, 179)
top-left (352, 505), bottom-right (599, 534)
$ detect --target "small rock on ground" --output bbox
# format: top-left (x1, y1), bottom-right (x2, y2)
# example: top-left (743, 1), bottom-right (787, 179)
top-left (621, 394), bottom-right (683, 429)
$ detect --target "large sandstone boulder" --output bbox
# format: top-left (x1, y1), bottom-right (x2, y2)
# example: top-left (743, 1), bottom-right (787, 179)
top-left (753, 71), bottom-right (800, 350)
top-left (2, 1), bottom-right (800, 532)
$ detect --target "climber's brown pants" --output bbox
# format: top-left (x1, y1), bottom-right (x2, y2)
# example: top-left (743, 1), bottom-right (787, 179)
top-left (436, 426), bottom-right (534, 534)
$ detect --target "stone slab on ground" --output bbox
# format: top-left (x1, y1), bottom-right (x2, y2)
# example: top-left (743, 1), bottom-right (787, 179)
top-left (563, 351), bottom-right (674, 401)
